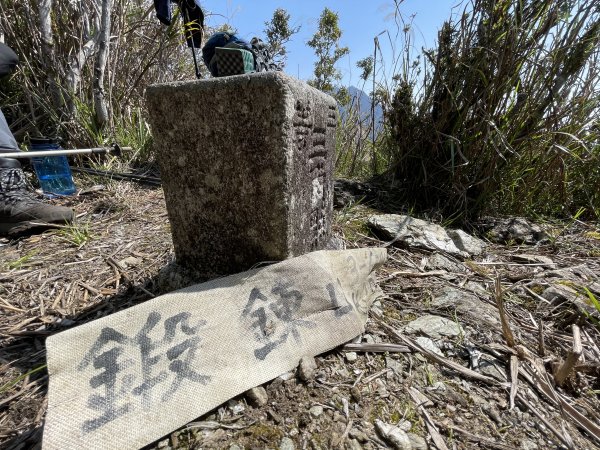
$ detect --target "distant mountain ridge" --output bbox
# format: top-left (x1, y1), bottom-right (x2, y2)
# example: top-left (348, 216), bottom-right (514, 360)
top-left (340, 86), bottom-right (384, 132)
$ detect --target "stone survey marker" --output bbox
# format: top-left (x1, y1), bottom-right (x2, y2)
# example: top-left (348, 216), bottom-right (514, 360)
top-left (146, 72), bottom-right (338, 276)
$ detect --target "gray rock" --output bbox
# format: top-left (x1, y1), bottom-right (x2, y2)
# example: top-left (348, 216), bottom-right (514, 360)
top-left (415, 337), bottom-right (444, 357)
top-left (431, 287), bottom-right (500, 328)
top-left (279, 437), bottom-right (295, 450)
top-left (407, 433), bottom-right (428, 450)
top-left (334, 179), bottom-right (374, 208)
top-left (520, 439), bottom-right (538, 450)
top-left (479, 357), bottom-right (507, 382)
top-left (512, 254), bottom-right (555, 267)
top-left (477, 217), bottom-right (549, 245)
top-left (447, 229), bottom-right (486, 257)
top-left (386, 356), bottom-right (404, 375)
top-left (368, 214), bottom-right (485, 258)
top-left (229, 445), bottom-right (243, 450)
top-left (146, 72), bottom-right (337, 277)
top-left (157, 439), bottom-right (170, 449)
top-left (298, 356), bottom-right (318, 381)
top-left (425, 253), bottom-right (466, 273)
top-left (309, 405), bottom-right (324, 418)
top-left (375, 420), bottom-right (412, 450)
top-left (245, 386), bottom-right (268, 407)
top-left (349, 429), bottom-right (369, 443)
top-left (278, 371), bottom-right (296, 381)
top-left (347, 439), bottom-right (363, 450)
top-left (345, 352), bottom-right (358, 362)
top-left (404, 315), bottom-right (463, 339)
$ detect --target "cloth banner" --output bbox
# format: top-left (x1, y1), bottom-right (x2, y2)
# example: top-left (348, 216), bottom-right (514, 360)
top-left (43, 248), bottom-right (387, 449)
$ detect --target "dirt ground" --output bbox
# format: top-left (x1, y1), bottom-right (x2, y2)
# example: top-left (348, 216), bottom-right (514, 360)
top-left (1, 177), bottom-right (599, 450)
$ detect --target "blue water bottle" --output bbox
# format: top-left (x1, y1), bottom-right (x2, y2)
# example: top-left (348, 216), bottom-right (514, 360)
top-left (30, 137), bottom-right (76, 196)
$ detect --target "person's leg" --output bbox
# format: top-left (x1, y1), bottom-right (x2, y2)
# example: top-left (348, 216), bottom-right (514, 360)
top-left (0, 108), bottom-right (19, 153)
top-left (0, 157), bottom-right (73, 236)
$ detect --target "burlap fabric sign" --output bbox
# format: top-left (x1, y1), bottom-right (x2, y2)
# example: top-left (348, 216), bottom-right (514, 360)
top-left (43, 248), bottom-right (386, 449)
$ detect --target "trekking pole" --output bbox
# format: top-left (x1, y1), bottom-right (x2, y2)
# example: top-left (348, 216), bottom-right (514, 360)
top-left (181, 0), bottom-right (203, 79)
top-left (0, 144), bottom-right (127, 159)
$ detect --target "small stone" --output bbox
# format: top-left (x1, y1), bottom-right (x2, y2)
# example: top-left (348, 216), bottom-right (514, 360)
top-left (385, 356), bottom-right (403, 375)
top-left (397, 420), bottom-right (412, 432)
top-left (245, 386), bottom-right (268, 407)
top-left (268, 409), bottom-right (283, 424)
top-left (279, 436), bottom-right (295, 450)
top-left (347, 439), bottom-right (363, 450)
top-left (298, 356), bottom-right (318, 381)
top-left (404, 315), bottom-right (463, 339)
top-left (278, 371), bottom-right (295, 381)
top-left (520, 439), bottom-right (538, 450)
top-left (375, 420), bottom-right (412, 450)
top-left (229, 445), bottom-right (242, 450)
top-left (345, 352), bottom-right (358, 362)
top-left (309, 405), bottom-right (324, 418)
top-left (349, 429), bottom-right (369, 443)
top-left (350, 386), bottom-right (362, 403)
top-left (157, 439), bottom-right (170, 449)
top-left (407, 433), bottom-right (429, 450)
top-left (415, 337), bottom-right (444, 357)
top-left (120, 256), bottom-right (142, 267)
top-left (479, 358), bottom-right (508, 382)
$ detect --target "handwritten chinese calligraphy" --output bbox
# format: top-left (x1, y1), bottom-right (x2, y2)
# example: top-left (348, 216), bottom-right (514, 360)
top-left (78, 311), bottom-right (209, 433)
top-left (242, 280), bottom-right (317, 360)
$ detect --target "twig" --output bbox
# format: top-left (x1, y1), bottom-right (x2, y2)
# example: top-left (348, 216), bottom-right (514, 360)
top-left (538, 319), bottom-right (546, 357)
top-left (380, 270), bottom-right (447, 282)
top-left (495, 275), bottom-right (515, 347)
top-left (516, 393), bottom-right (575, 450)
top-left (407, 387), bottom-right (449, 450)
top-left (342, 343), bottom-right (412, 353)
top-left (509, 355), bottom-right (519, 410)
top-left (554, 324), bottom-right (582, 386)
top-left (434, 421), bottom-right (519, 450)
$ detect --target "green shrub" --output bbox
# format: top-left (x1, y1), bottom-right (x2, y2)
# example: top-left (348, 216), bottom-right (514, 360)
top-left (383, 0), bottom-right (600, 221)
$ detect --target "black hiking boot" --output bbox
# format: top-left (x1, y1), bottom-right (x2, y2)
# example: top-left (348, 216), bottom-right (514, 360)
top-left (0, 157), bottom-right (74, 236)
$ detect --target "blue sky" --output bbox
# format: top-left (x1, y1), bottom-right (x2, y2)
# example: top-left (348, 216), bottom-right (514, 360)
top-left (200, 1), bottom-right (459, 87)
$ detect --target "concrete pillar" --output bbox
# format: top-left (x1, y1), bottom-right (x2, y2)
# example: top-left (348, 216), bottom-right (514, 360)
top-left (146, 72), bottom-right (337, 278)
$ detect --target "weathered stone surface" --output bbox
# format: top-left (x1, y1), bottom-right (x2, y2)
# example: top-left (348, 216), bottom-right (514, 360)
top-left (415, 337), bottom-right (444, 357)
top-left (367, 214), bottom-right (485, 258)
top-left (279, 436), bottom-right (296, 450)
top-left (245, 386), bottom-right (269, 407)
top-left (404, 314), bottom-right (463, 339)
top-left (298, 356), bottom-right (318, 382)
top-left (432, 287), bottom-right (500, 328)
top-left (146, 72), bottom-right (337, 277)
top-left (425, 253), bottom-right (467, 274)
top-left (477, 217), bottom-right (549, 245)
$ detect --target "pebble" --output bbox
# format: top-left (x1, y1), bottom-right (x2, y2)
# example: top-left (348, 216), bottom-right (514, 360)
top-left (298, 356), bottom-right (318, 381)
top-left (347, 439), bottom-right (363, 450)
top-left (267, 409), bottom-right (283, 424)
top-left (229, 445), bottom-right (242, 450)
top-left (278, 371), bottom-right (295, 381)
top-left (407, 433), bottom-right (428, 450)
top-left (279, 437), bottom-right (295, 450)
top-left (415, 337), bottom-right (444, 357)
top-left (349, 429), bottom-right (369, 443)
top-left (397, 420), bottom-right (412, 432)
top-left (375, 420), bottom-right (412, 450)
top-left (245, 386), bottom-right (268, 407)
top-left (309, 405), bottom-right (324, 418)
top-left (345, 352), bottom-right (358, 362)
top-left (350, 386), bottom-right (362, 403)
